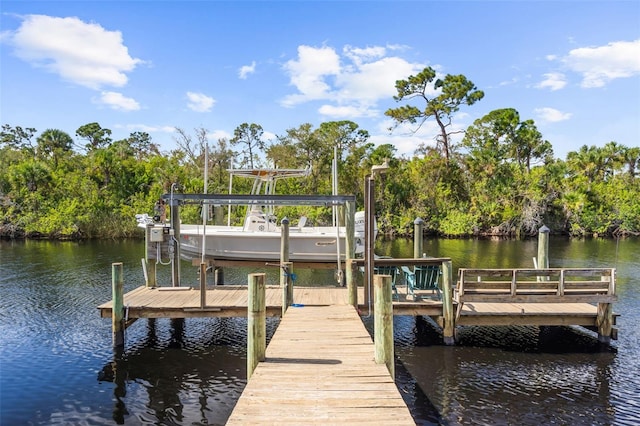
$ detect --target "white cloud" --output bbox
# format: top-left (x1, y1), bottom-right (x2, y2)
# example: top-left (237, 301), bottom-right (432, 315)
top-left (207, 129), bottom-right (232, 141)
top-left (563, 39), bottom-right (640, 88)
top-left (239, 61), bottom-right (256, 79)
top-left (343, 45), bottom-right (386, 66)
top-left (318, 104), bottom-right (378, 119)
top-left (536, 72), bottom-right (567, 91)
top-left (534, 107), bottom-right (572, 123)
top-left (336, 56), bottom-right (424, 102)
top-left (7, 14), bottom-right (142, 90)
top-left (282, 45), bottom-right (341, 105)
top-left (96, 91), bottom-right (140, 111)
top-left (281, 44), bottom-right (425, 120)
top-left (186, 92), bottom-right (215, 112)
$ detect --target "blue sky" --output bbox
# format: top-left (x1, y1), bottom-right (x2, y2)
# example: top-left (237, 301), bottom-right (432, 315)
top-left (1, 1), bottom-right (639, 160)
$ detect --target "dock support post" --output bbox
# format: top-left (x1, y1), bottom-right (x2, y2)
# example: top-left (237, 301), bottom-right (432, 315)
top-left (364, 175), bottom-right (374, 312)
top-left (345, 200), bottom-right (355, 290)
top-left (596, 302), bottom-right (613, 344)
top-left (112, 262), bottom-right (124, 348)
top-left (537, 225), bottom-right (550, 270)
top-left (441, 260), bottom-right (456, 345)
top-left (374, 274), bottom-right (395, 380)
top-left (214, 205), bottom-right (224, 225)
top-left (597, 270), bottom-right (614, 344)
top-left (144, 225), bottom-right (157, 287)
top-left (414, 217), bottom-right (424, 258)
top-left (247, 273), bottom-right (266, 379)
top-left (169, 195), bottom-right (181, 287)
top-left (199, 262), bottom-right (207, 308)
top-left (281, 262), bottom-right (293, 316)
top-left (347, 259), bottom-right (358, 308)
top-left (280, 218), bottom-right (290, 316)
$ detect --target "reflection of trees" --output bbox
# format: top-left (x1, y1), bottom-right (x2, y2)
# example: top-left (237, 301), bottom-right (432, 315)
top-left (404, 321), bottom-right (616, 425)
top-left (98, 318), bottom-right (252, 425)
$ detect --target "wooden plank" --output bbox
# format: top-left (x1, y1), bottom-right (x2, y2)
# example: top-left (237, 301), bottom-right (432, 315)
top-left (227, 305), bottom-right (414, 424)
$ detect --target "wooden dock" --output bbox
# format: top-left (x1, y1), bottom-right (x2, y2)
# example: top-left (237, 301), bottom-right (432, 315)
top-left (97, 285), bottom-right (444, 319)
top-left (226, 304), bottom-right (415, 425)
top-left (98, 271), bottom-right (616, 340)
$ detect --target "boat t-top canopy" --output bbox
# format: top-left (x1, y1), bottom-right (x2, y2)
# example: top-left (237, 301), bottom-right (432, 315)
top-left (165, 166), bottom-right (353, 207)
top-left (227, 167), bottom-right (311, 181)
top-left (163, 193), bottom-right (355, 207)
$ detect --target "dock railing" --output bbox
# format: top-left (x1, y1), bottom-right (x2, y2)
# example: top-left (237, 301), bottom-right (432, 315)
top-left (456, 267), bottom-right (617, 343)
top-left (457, 268), bottom-right (616, 303)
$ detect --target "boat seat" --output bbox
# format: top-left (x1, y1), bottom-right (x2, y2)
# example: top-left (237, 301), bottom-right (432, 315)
top-left (401, 265), bottom-right (441, 300)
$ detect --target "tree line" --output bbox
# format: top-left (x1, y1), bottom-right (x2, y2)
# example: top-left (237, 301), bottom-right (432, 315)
top-left (1, 67), bottom-right (638, 239)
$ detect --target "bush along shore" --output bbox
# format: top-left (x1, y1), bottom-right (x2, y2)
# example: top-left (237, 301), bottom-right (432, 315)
top-left (2, 120), bottom-right (638, 241)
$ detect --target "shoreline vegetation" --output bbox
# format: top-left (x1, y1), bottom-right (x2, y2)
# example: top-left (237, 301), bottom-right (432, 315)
top-left (1, 120), bottom-right (638, 242)
top-left (2, 66), bottom-right (639, 242)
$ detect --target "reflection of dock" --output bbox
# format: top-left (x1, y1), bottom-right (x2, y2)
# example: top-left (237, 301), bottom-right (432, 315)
top-left (226, 304), bottom-right (414, 424)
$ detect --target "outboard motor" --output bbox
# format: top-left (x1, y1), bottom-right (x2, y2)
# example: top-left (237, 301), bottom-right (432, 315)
top-left (354, 211), bottom-right (376, 255)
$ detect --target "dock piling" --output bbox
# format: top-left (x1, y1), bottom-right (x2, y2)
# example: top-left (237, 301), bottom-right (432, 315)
top-left (537, 225), bottom-right (550, 270)
top-left (414, 217), bottom-right (424, 258)
top-left (199, 262), bottom-right (207, 308)
top-left (247, 273), bottom-right (266, 379)
top-left (441, 260), bottom-right (455, 345)
top-left (280, 218), bottom-right (291, 316)
top-left (281, 261), bottom-right (293, 316)
top-left (374, 274), bottom-right (394, 379)
top-left (111, 262), bottom-right (124, 348)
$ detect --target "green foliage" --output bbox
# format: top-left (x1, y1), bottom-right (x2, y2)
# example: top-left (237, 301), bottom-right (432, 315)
top-left (1, 115), bottom-right (638, 240)
top-left (439, 210), bottom-right (478, 236)
top-left (385, 67), bottom-right (484, 161)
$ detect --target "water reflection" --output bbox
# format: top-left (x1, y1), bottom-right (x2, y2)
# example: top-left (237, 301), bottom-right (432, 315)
top-left (395, 318), bottom-right (617, 425)
top-left (2, 238), bottom-right (639, 425)
top-left (96, 317), bottom-right (278, 425)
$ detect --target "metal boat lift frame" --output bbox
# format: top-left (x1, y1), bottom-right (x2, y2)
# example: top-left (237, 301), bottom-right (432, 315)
top-left (162, 193), bottom-right (358, 287)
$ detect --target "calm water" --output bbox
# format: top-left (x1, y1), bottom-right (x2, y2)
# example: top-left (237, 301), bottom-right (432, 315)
top-left (1, 237), bottom-right (639, 425)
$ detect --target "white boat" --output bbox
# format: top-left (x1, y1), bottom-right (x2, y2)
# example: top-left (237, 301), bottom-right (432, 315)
top-left (139, 167), bottom-right (369, 263)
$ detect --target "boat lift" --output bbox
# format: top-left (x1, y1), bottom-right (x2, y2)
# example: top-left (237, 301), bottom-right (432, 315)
top-left (161, 193), bottom-right (358, 288)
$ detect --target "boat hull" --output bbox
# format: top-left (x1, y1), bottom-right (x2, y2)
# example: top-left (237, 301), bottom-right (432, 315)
top-left (179, 224), bottom-right (357, 262)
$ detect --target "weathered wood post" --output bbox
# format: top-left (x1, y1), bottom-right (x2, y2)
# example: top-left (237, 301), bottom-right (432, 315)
top-left (537, 225), bottom-right (550, 269)
top-left (364, 175), bottom-right (374, 311)
top-left (347, 259), bottom-right (358, 308)
top-left (441, 260), bottom-right (456, 345)
top-left (199, 262), bottom-right (207, 308)
top-left (596, 268), bottom-right (615, 344)
top-left (281, 262), bottom-right (293, 316)
top-left (144, 225), bottom-right (157, 287)
top-left (345, 199), bottom-right (355, 292)
top-left (169, 196), bottom-right (181, 287)
top-left (112, 262), bottom-right (124, 348)
top-left (280, 217), bottom-right (290, 264)
top-left (346, 200), bottom-right (358, 307)
top-left (414, 217), bottom-right (424, 259)
top-left (247, 273), bottom-right (266, 379)
top-left (374, 274), bottom-right (394, 379)
top-left (214, 205), bottom-right (224, 225)
top-left (280, 217), bottom-right (290, 315)
top-left (597, 303), bottom-right (613, 344)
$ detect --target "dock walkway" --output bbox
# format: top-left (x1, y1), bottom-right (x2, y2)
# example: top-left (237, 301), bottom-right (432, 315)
top-left (226, 304), bottom-right (415, 425)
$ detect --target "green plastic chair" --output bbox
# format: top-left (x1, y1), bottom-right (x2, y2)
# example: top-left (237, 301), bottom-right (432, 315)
top-left (401, 265), bottom-right (441, 300)
top-left (373, 264), bottom-right (399, 301)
